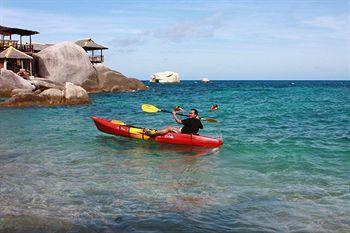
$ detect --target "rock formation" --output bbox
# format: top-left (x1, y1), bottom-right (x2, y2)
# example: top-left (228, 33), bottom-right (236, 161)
top-left (201, 78), bottom-right (210, 83)
top-left (33, 41), bottom-right (97, 85)
top-left (150, 71), bottom-right (180, 83)
top-left (82, 64), bottom-right (148, 92)
top-left (64, 82), bottom-right (90, 104)
top-left (0, 68), bottom-right (34, 97)
top-left (0, 41), bottom-right (148, 107)
top-left (0, 82), bottom-right (90, 107)
top-left (30, 78), bottom-right (65, 92)
top-left (39, 88), bottom-right (64, 105)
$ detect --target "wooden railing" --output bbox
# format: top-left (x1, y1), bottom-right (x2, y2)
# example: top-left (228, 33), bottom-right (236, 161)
top-left (90, 55), bottom-right (104, 63)
top-left (0, 40), bottom-right (34, 53)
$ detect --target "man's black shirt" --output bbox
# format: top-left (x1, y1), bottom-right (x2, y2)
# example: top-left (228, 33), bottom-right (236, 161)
top-left (181, 118), bottom-right (203, 134)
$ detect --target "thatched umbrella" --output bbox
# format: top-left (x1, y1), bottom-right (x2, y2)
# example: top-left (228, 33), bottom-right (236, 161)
top-left (75, 38), bottom-right (108, 50)
top-left (75, 38), bottom-right (108, 63)
top-left (0, 46), bottom-right (33, 74)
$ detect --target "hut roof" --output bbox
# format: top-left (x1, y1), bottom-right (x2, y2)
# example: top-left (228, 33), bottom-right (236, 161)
top-left (75, 38), bottom-right (108, 50)
top-left (0, 46), bottom-right (33, 60)
top-left (32, 43), bottom-right (53, 51)
top-left (0, 25), bottom-right (39, 36)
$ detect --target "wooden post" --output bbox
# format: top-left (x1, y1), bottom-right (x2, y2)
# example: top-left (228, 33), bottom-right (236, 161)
top-left (101, 49), bottom-right (103, 63)
top-left (4, 60), bottom-right (7, 69)
top-left (21, 60), bottom-right (24, 69)
top-left (29, 61), bottom-right (32, 75)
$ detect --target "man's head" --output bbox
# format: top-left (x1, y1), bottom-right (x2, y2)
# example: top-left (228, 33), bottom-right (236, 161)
top-left (189, 109), bottom-right (198, 118)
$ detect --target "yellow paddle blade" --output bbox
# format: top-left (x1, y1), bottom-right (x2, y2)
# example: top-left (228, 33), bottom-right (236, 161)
top-left (141, 104), bottom-right (160, 113)
top-left (202, 118), bottom-right (218, 123)
top-left (111, 119), bottom-right (126, 125)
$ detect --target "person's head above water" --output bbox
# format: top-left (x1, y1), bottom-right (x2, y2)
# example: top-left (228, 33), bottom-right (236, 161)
top-left (189, 109), bottom-right (199, 118)
top-left (211, 104), bottom-right (219, 110)
top-left (174, 106), bottom-right (183, 112)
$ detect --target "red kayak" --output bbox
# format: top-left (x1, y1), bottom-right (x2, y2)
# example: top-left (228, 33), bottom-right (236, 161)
top-left (91, 116), bottom-right (223, 148)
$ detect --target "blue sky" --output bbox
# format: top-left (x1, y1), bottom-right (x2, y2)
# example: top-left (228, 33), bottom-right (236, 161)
top-left (0, 0), bottom-right (349, 80)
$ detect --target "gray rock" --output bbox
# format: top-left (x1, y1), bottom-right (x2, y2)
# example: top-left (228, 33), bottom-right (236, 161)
top-left (0, 83), bottom-right (90, 107)
top-left (0, 92), bottom-right (46, 107)
top-left (82, 64), bottom-right (148, 92)
top-left (11, 88), bottom-right (33, 96)
top-left (33, 41), bottom-right (97, 85)
top-left (150, 71), bottom-right (180, 83)
top-left (64, 82), bottom-right (90, 105)
top-left (39, 88), bottom-right (64, 105)
top-left (34, 89), bottom-right (42, 94)
top-left (29, 78), bottom-right (64, 92)
top-left (0, 69), bottom-right (34, 97)
top-left (39, 88), bottom-right (63, 98)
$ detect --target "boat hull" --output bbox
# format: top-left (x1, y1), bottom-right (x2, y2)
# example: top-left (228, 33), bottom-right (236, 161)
top-left (91, 116), bottom-right (223, 148)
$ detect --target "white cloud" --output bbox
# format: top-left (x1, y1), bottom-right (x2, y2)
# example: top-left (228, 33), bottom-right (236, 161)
top-left (153, 12), bottom-right (223, 42)
top-left (107, 12), bottom-right (224, 53)
top-left (108, 30), bottom-right (150, 52)
top-left (303, 15), bottom-right (349, 31)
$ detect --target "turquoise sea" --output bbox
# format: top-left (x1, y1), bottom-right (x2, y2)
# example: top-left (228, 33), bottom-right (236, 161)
top-left (0, 81), bottom-right (349, 232)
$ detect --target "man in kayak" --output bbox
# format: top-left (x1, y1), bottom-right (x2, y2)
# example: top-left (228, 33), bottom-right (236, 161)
top-left (145, 109), bottom-right (203, 136)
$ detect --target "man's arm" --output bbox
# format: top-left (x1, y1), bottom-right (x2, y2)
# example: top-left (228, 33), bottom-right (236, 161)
top-left (172, 110), bottom-right (182, 124)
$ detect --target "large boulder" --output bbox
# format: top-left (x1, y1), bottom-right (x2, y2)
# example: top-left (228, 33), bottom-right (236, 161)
top-left (0, 69), bottom-right (34, 97)
top-left (81, 64), bottom-right (148, 93)
top-left (39, 88), bottom-right (64, 105)
top-left (33, 41), bottom-right (97, 85)
top-left (64, 82), bottom-right (90, 104)
top-left (150, 71), bottom-right (180, 83)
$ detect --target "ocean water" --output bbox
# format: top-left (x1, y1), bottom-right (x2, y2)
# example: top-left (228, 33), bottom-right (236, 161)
top-left (0, 81), bottom-right (349, 232)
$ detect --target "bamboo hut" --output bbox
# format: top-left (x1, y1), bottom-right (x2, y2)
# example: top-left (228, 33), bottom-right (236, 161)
top-left (0, 46), bottom-right (34, 75)
top-left (75, 38), bottom-right (108, 63)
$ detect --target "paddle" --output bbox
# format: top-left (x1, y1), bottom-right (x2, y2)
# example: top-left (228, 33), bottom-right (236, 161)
top-left (141, 104), bottom-right (218, 123)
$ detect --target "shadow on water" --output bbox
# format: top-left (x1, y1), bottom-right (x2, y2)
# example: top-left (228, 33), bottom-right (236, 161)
top-left (94, 135), bottom-right (221, 158)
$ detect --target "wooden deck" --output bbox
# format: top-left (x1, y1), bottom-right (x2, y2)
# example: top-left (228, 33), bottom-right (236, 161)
top-left (90, 55), bottom-right (104, 63)
top-left (0, 40), bottom-right (34, 53)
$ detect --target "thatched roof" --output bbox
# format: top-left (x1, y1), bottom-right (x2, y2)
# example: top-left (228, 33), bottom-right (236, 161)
top-left (0, 46), bottom-right (33, 60)
top-left (32, 43), bottom-right (53, 52)
top-left (0, 25), bottom-right (39, 36)
top-left (75, 38), bottom-right (108, 50)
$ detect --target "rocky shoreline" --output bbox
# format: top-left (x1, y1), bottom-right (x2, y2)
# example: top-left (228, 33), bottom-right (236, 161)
top-left (0, 42), bottom-right (148, 107)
